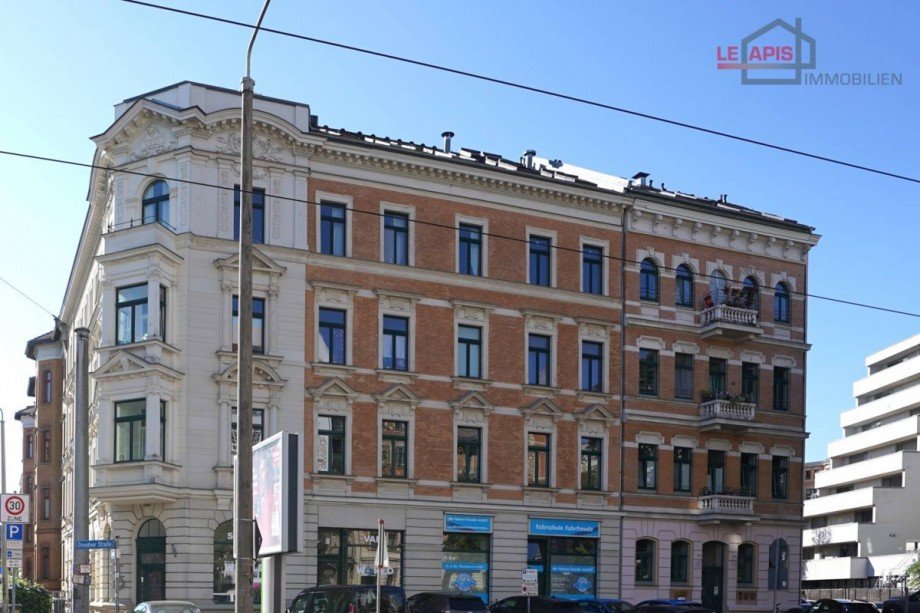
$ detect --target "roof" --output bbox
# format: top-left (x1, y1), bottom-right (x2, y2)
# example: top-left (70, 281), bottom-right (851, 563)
top-left (25, 329), bottom-right (60, 360)
top-left (14, 406), bottom-right (35, 422)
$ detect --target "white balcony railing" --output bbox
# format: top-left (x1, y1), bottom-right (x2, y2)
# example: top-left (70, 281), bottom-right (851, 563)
top-left (698, 494), bottom-right (754, 514)
top-left (700, 304), bottom-right (759, 327)
top-left (700, 398), bottom-right (757, 422)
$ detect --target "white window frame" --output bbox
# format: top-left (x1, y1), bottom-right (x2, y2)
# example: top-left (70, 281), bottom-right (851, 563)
top-left (315, 191), bottom-right (353, 257)
top-left (379, 201), bottom-right (416, 266)
top-left (455, 214), bottom-right (489, 277)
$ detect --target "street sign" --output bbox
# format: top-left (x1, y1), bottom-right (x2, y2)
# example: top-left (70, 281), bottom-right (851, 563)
top-left (6, 540), bottom-right (22, 550)
top-left (5, 550), bottom-right (22, 559)
top-left (5, 524), bottom-right (24, 541)
top-left (72, 573), bottom-right (90, 585)
top-left (5, 559), bottom-right (21, 569)
top-left (0, 494), bottom-right (30, 523)
top-left (75, 539), bottom-right (116, 550)
top-left (74, 564), bottom-right (91, 574)
top-left (521, 568), bottom-right (538, 595)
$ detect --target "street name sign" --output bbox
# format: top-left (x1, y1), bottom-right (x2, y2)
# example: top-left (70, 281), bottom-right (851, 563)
top-left (0, 494), bottom-right (29, 523)
top-left (75, 539), bottom-right (116, 550)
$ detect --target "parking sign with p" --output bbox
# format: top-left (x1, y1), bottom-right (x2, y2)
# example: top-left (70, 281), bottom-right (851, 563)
top-left (0, 494), bottom-right (30, 523)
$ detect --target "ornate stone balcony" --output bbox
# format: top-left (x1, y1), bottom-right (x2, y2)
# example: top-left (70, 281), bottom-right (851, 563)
top-left (699, 304), bottom-right (763, 340)
top-left (698, 491), bottom-right (755, 520)
top-left (699, 394), bottom-right (757, 431)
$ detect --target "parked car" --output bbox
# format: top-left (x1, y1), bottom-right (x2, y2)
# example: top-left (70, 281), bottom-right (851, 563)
top-left (408, 592), bottom-right (487, 613)
top-left (634, 606), bottom-right (713, 613)
top-left (882, 592), bottom-right (920, 613)
top-left (811, 599), bottom-right (879, 613)
top-left (787, 599), bottom-right (815, 613)
top-left (287, 585), bottom-right (409, 613)
top-left (490, 596), bottom-right (582, 613)
top-left (635, 600), bottom-right (705, 609)
top-left (133, 602), bottom-right (201, 613)
top-left (574, 598), bottom-right (635, 613)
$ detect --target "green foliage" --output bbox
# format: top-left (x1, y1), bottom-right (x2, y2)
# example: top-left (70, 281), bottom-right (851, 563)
top-left (908, 560), bottom-right (920, 591)
top-left (11, 577), bottom-right (53, 613)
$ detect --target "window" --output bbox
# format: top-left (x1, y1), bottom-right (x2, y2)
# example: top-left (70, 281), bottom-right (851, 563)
top-left (675, 264), bottom-right (694, 307)
top-left (670, 541), bottom-right (689, 584)
top-left (639, 259), bottom-right (659, 301)
top-left (41, 546), bottom-right (50, 580)
top-left (854, 509), bottom-right (873, 523)
top-left (42, 487), bottom-right (51, 520)
top-left (317, 528), bottom-right (403, 586)
top-left (527, 432), bottom-right (551, 487)
top-left (159, 285), bottom-right (167, 342)
top-left (582, 245), bottom-right (603, 294)
top-left (774, 282), bottom-right (790, 323)
top-left (741, 453), bottom-right (758, 497)
top-left (43, 370), bottom-right (52, 404)
top-left (772, 456), bottom-right (788, 499)
top-left (581, 341), bottom-right (603, 392)
top-left (707, 450), bottom-right (725, 494)
top-left (320, 203), bottom-right (347, 256)
top-left (457, 325), bottom-right (482, 379)
top-left (316, 415), bottom-right (346, 475)
top-left (708, 358), bottom-right (726, 395)
top-left (383, 211), bottom-right (409, 265)
top-left (742, 362), bottom-right (760, 403)
top-left (443, 532), bottom-right (489, 601)
top-left (674, 353), bottom-right (694, 400)
top-left (639, 349), bottom-right (659, 396)
top-left (233, 186), bottom-right (265, 244)
top-left (638, 444), bottom-right (657, 490)
top-left (381, 420), bottom-right (408, 478)
top-left (230, 407), bottom-right (264, 455)
top-left (709, 270), bottom-right (727, 305)
top-left (382, 316), bottom-right (409, 371)
top-left (458, 224), bottom-right (482, 276)
top-left (25, 433), bottom-right (34, 459)
top-left (528, 334), bottom-right (551, 387)
top-left (529, 235), bottom-right (551, 286)
top-left (580, 437), bottom-right (602, 491)
top-left (41, 429), bottom-right (51, 462)
top-left (24, 524), bottom-right (32, 544)
top-left (738, 543), bottom-right (755, 585)
top-left (318, 308), bottom-right (347, 364)
top-left (232, 295), bottom-right (266, 355)
top-left (773, 367), bottom-right (790, 410)
top-left (456, 426), bottom-right (481, 483)
top-left (142, 180), bottom-right (169, 227)
top-left (635, 539), bottom-right (655, 583)
top-left (768, 539), bottom-right (789, 590)
top-left (673, 447), bottom-right (692, 493)
top-left (116, 283), bottom-right (148, 345)
top-left (743, 276), bottom-right (760, 312)
top-left (882, 475), bottom-right (902, 488)
top-left (114, 399), bottom-right (146, 462)
top-left (213, 520), bottom-right (260, 603)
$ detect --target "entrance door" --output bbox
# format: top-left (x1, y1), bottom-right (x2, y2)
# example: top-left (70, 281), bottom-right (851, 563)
top-left (701, 541), bottom-right (725, 613)
top-left (137, 518), bottom-right (167, 602)
top-left (527, 538), bottom-right (549, 596)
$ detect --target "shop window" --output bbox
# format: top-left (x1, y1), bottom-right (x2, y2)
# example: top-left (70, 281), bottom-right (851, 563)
top-left (738, 543), bottom-right (756, 586)
top-left (670, 541), bottom-right (690, 584)
top-left (213, 520), bottom-right (260, 604)
top-left (767, 539), bottom-right (789, 590)
top-left (673, 447), bottom-right (692, 493)
top-left (317, 528), bottom-right (403, 586)
top-left (527, 536), bottom-right (597, 598)
top-left (442, 532), bottom-right (490, 602)
top-left (635, 539), bottom-right (655, 584)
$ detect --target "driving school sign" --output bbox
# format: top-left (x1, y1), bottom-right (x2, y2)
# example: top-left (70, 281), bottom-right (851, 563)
top-left (0, 494), bottom-right (30, 523)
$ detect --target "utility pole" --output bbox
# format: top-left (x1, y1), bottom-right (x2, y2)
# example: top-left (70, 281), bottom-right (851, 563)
top-left (235, 2), bottom-right (272, 612)
top-left (1, 407), bottom-right (7, 613)
top-left (72, 327), bottom-right (90, 613)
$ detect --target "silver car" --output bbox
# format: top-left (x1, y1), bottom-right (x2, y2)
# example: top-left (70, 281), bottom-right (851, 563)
top-left (134, 602), bottom-right (202, 613)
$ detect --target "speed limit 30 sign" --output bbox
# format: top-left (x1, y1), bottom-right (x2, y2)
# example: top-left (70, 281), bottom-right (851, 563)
top-left (0, 494), bottom-right (30, 523)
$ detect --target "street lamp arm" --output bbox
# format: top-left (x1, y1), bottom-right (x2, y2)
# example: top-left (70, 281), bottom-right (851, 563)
top-left (246, 0), bottom-right (273, 78)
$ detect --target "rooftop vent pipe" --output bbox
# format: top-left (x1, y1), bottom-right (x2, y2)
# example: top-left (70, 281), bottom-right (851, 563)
top-left (521, 149), bottom-right (537, 169)
top-left (630, 172), bottom-right (650, 188)
top-left (442, 131), bottom-right (455, 153)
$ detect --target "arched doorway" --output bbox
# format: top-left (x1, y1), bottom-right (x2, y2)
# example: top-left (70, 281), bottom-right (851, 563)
top-left (701, 541), bottom-right (725, 613)
top-left (136, 519), bottom-right (166, 603)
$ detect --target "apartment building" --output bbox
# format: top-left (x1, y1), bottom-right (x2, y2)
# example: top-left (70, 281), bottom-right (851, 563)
top-left (13, 330), bottom-right (65, 591)
top-left (803, 335), bottom-right (920, 594)
top-left (805, 460), bottom-right (829, 501)
top-left (50, 81), bottom-right (817, 612)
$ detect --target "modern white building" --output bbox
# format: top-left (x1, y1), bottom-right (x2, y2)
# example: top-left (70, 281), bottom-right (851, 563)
top-left (803, 334), bottom-right (920, 592)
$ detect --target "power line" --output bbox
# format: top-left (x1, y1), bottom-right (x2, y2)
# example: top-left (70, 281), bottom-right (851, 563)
top-left (1, 146), bottom-right (918, 319)
top-left (120, 0), bottom-right (920, 186)
top-left (0, 273), bottom-right (57, 319)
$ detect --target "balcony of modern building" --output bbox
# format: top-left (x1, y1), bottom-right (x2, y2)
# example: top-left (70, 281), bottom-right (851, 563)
top-left (804, 556), bottom-right (868, 581)
top-left (815, 450), bottom-right (917, 491)
top-left (804, 486), bottom-right (876, 518)
top-left (829, 414), bottom-right (920, 459)
top-left (803, 522), bottom-right (861, 548)
top-left (840, 385), bottom-right (920, 432)
top-left (853, 354), bottom-right (920, 403)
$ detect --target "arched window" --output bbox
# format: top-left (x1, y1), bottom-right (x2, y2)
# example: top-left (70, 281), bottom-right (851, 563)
top-left (743, 276), bottom-right (760, 313)
top-left (774, 283), bottom-right (790, 323)
top-left (142, 180), bottom-right (170, 227)
top-left (136, 519), bottom-right (166, 602)
top-left (737, 543), bottom-right (756, 586)
top-left (708, 270), bottom-right (727, 306)
top-left (768, 538), bottom-right (789, 590)
top-left (214, 521), bottom-right (234, 603)
top-left (675, 265), bottom-right (694, 308)
top-left (635, 539), bottom-right (655, 584)
top-left (640, 259), bottom-right (659, 302)
top-left (670, 540), bottom-right (690, 584)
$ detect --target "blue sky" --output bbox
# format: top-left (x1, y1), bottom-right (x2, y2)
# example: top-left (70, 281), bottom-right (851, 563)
top-left (0, 1), bottom-right (918, 487)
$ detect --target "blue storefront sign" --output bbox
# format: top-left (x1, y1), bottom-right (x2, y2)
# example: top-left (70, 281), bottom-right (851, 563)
top-left (442, 561), bottom-right (489, 572)
top-left (444, 514), bottom-right (493, 534)
top-left (529, 518), bottom-right (600, 538)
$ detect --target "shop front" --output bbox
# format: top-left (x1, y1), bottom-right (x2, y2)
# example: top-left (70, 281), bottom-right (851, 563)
top-left (526, 518), bottom-right (599, 600)
top-left (442, 514), bottom-right (492, 603)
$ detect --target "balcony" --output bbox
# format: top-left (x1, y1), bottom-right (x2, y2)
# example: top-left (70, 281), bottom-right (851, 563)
top-left (803, 522), bottom-right (861, 547)
top-left (698, 288), bottom-right (763, 341)
top-left (804, 487), bottom-right (875, 518)
top-left (815, 451), bottom-right (911, 489)
top-left (828, 415), bottom-right (920, 458)
top-left (804, 557), bottom-right (868, 581)
top-left (700, 393), bottom-right (757, 431)
top-left (698, 490), bottom-right (755, 522)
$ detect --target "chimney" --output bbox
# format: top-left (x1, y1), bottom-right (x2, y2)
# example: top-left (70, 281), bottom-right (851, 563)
top-left (630, 172), bottom-right (650, 188)
top-left (441, 131), bottom-right (455, 153)
top-left (521, 149), bottom-right (536, 169)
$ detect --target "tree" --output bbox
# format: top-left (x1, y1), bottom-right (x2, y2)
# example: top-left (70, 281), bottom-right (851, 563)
top-left (907, 560), bottom-right (920, 591)
top-left (12, 577), bottom-right (53, 612)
